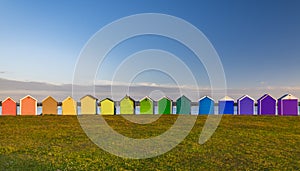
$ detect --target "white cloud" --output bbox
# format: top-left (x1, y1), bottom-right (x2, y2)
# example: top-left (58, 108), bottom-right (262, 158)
top-left (1, 78), bottom-right (300, 102)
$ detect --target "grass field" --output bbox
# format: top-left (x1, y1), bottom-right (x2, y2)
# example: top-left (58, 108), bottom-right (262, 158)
top-left (0, 115), bottom-right (300, 170)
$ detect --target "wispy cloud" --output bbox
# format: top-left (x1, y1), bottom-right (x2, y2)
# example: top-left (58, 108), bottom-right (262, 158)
top-left (94, 80), bottom-right (206, 90)
top-left (1, 78), bottom-right (300, 102)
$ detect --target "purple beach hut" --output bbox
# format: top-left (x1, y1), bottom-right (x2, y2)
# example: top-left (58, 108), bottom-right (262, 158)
top-left (237, 95), bottom-right (255, 115)
top-left (257, 94), bottom-right (276, 115)
top-left (278, 94), bottom-right (298, 116)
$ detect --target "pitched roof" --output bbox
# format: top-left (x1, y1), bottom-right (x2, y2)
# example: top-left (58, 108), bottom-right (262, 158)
top-left (3, 97), bottom-right (16, 103)
top-left (158, 96), bottom-right (172, 102)
top-left (257, 94), bottom-right (276, 102)
top-left (80, 95), bottom-right (98, 100)
top-left (121, 95), bottom-right (135, 102)
top-left (278, 94), bottom-right (298, 100)
top-left (20, 95), bottom-right (37, 102)
top-left (237, 95), bottom-right (255, 102)
top-left (219, 96), bottom-right (234, 101)
top-left (199, 96), bottom-right (214, 102)
top-left (176, 95), bottom-right (191, 102)
top-left (140, 96), bottom-right (154, 102)
top-left (62, 96), bottom-right (75, 103)
top-left (42, 96), bottom-right (57, 103)
top-left (100, 98), bottom-right (114, 102)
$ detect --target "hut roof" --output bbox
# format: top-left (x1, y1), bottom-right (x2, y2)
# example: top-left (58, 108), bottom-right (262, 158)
top-left (100, 98), bottom-right (114, 102)
top-left (219, 96), bottom-right (234, 101)
top-left (121, 95), bottom-right (135, 102)
top-left (158, 96), bottom-right (172, 101)
top-left (20, 95), bottom-right (37, 102)
top-left (278, 94), bottom-right (298, 100)
top-left (177, 95), bottom-right (191, 102)
top-left (80, 95), bottom-right (98, 100)
top-left (140, 96), bottom-right (154, 102)
top-left (3, 97), bottom-right (16, 103)
top-left (199, 96), bottom-right (214, 101)
top-left (257, 94), bottom-right (276, 102)
top-left (42, 96), bottom-right (57, 103)
top-left (62, 96), bottom-right (75, 103)
top-left (237, 95), bottom-right (255, 102)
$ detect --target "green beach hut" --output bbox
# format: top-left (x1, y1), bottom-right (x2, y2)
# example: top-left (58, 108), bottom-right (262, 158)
top-left (176, 95), bottom-right (191, 114)
top-left (158, 96), bottom-right (172, 114)
top-left (140, 96), bottom-right (154, 114)
top-left (120, 95), bottom-right (135, 114)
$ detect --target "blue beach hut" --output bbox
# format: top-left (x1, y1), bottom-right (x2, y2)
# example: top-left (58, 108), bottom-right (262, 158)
top-left (218, 96), bottom-right (234, 114)
top-left (198, 96), bottom-right (214, 114)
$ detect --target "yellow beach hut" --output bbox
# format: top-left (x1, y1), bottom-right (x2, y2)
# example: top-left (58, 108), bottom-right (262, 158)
top-left (62, 96), bottom-right (77, 115)
top-left (80, 95), bottom-right (98, 115)
top-left (120, 95), bottom-right (135, 114)
top-left (100, 98), bottom-right (115, 115)
top-left (42, 96), bottom-right (58, 115)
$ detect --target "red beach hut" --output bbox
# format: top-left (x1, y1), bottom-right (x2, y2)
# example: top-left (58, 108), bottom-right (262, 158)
top-left (2, 97), bottom-right (17, 116)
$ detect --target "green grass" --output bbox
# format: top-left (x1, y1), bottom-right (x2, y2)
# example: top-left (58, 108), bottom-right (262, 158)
top-left (0, 115), bottom-right (300, 170)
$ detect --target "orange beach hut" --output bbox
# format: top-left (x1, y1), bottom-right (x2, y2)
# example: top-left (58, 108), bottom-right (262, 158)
top-left (20, 95), bottom-right (37, 115)
top-left (42, 96), bottom-right (58, 115)
top-left (2, 97), bottom-right (17, 116)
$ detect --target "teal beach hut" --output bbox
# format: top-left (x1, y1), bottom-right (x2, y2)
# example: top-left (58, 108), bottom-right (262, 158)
top-left (176, 95), bottom-right (191, 114)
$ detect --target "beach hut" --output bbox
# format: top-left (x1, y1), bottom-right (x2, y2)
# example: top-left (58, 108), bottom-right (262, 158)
top-left (20, 95), bottom-right (37, 115)
top-left (237, 95), bottom-right (255, 115)
top-left (198, 96), bottom-right (214, 115)
top-left (218, 96), bottom-right (234, 114)
top-left (158, 96), bottom-right (172, 114)
top-left (42, 96), bottom-right (58, 115)
top-left (62, 96), bottom-right (77, 115)
top-left (257, 94), bottom-right (276, 115)
top-left (140, 96), bottom-right (154, 114)
top-left (80, 95), bottom-right (98, 115)
top-left (100, 98), bottom-right (115, 115)
top-left (278, 94), bottom-right (298, 116)
top-left (1, 97), bottom-right (17, 116)
top-left (176, 95), bottom-right (191, 114)
top-left (120, 95), bottom-right (135, 114)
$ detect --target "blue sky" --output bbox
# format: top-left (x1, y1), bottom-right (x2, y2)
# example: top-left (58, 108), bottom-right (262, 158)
top-left (0, 0), bottom-right (300, 100)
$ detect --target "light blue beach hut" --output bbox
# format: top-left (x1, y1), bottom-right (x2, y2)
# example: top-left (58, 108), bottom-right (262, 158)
top-left (198, 96), bottom-right (214, 115)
